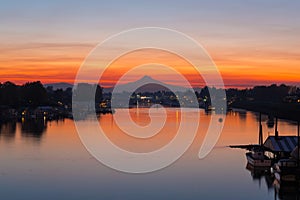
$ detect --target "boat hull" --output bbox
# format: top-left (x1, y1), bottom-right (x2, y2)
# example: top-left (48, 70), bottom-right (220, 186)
top-left (246, 153), bottom-right (272, 167)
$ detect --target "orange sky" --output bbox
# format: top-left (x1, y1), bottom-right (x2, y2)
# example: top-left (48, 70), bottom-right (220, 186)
top-left (0, 43), bottom-right (299, 88)
top-left (1, 1), bottom-right (299, 88)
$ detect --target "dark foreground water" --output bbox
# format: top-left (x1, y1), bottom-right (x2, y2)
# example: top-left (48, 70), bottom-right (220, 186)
top-left (0, 108), bottom-right (299, 200)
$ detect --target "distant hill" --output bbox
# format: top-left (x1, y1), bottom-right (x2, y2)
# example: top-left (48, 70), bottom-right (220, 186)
top-left (104, 76), bottom-right (194, 93)
top-left (44, 77), bottom-right (199, 93)
top-left (44, 82), bottom-right (73, 90)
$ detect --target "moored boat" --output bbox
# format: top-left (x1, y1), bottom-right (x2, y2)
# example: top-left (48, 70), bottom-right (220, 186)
top-left (246, 113), bottom-right (272, 168)
top-left (246, 146), bottom-right (272, 167)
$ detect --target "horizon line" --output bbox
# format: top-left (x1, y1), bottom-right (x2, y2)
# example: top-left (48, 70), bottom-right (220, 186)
top-left (1, 79), bottom-right (299, 90)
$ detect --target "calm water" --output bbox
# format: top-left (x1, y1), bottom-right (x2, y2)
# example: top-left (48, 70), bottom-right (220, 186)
top-left (0, 108), bottom-right (299, 200)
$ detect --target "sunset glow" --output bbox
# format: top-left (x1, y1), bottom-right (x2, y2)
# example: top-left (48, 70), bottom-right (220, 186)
top-left (0, 1), bottom-right (299, 88)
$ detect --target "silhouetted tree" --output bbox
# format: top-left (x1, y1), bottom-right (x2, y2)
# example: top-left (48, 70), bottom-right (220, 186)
top-left (251, 84), bottom-right (290, 102)
top-left (0, 81), bottom-right (19, 107)
top-left (20, 81), bottom-right (47, 107)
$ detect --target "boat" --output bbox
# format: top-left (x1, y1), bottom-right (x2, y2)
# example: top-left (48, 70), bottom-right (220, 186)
top-left (270, 122), bottom-right (300, 183)
top-left (246, 146), bottom-right (272, 167)
top-left (246, 113), bottom-right (272, 168)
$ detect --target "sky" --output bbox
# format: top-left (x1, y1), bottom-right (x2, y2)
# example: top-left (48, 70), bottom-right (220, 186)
top-left (0, 0), bottom-right (299, 88)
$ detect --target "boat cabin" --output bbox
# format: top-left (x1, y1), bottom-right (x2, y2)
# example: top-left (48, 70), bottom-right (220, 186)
top-left (263, 136), bottom-right (298, 159)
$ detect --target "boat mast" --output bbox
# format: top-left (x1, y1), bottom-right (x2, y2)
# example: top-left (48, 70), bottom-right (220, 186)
top-left (297, 121), bottom-right (300, 167)
top-left (259, 113), bottom-right (263, 146)
top-left (275, 117), bottom-right (279, 139)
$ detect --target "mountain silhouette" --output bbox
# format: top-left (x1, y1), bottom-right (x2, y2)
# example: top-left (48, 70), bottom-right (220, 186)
top-left (105, 76), bottom-right (190, 93)
top-left (44, 82), bottom-right (73, 90)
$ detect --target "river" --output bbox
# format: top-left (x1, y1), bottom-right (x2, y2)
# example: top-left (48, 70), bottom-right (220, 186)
top-left (0, 108), bottom-right (299, 199)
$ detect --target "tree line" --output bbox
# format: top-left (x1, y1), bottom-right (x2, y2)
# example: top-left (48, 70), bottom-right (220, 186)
top-left (0, 81), bottom-right (48, 108)
top-left (0, 81), bottom-right (102, 109)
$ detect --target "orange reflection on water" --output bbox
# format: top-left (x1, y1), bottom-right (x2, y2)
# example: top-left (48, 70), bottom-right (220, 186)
top-left (1, 109), bottom-right (298, 162)
top-left (101, 108), bottom-right (185, 153)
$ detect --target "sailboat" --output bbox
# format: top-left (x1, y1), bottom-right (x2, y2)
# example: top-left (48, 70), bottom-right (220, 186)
top-left (246, 113), bottom-right (272, 168)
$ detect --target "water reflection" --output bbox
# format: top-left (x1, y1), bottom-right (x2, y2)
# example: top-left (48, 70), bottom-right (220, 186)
top-left (230, 108), bottom-right (246, 118)
top-left (0, 118), bottom-right (55, 141)
top-left (20, 118), bottom-right (47, 139)
top-left (246, 164), bottom-right (300, 200)
top-left (266, 116), bottom-right (275, 128)
top-left (246, 164), bottom-right (273, 189)
top-left (274, 181), bottom-right (300, 200)
top-left (0, 121), bottom-right (16, 140)
top-left (0, 109), bottom-right (299, 200)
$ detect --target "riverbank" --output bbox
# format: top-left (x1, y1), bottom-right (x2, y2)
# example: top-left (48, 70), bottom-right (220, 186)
top-left (231, 101), bottom-right (300, 122)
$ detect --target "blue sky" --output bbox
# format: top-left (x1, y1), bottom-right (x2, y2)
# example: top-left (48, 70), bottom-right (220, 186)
top-left (1, 0), bottom-right (299, 42)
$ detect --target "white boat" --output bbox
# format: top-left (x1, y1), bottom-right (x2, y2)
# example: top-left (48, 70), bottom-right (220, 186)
top-left (246, 147), bottom-right (272, 167)
top-left (246, 113), bottom-right (272, 168)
